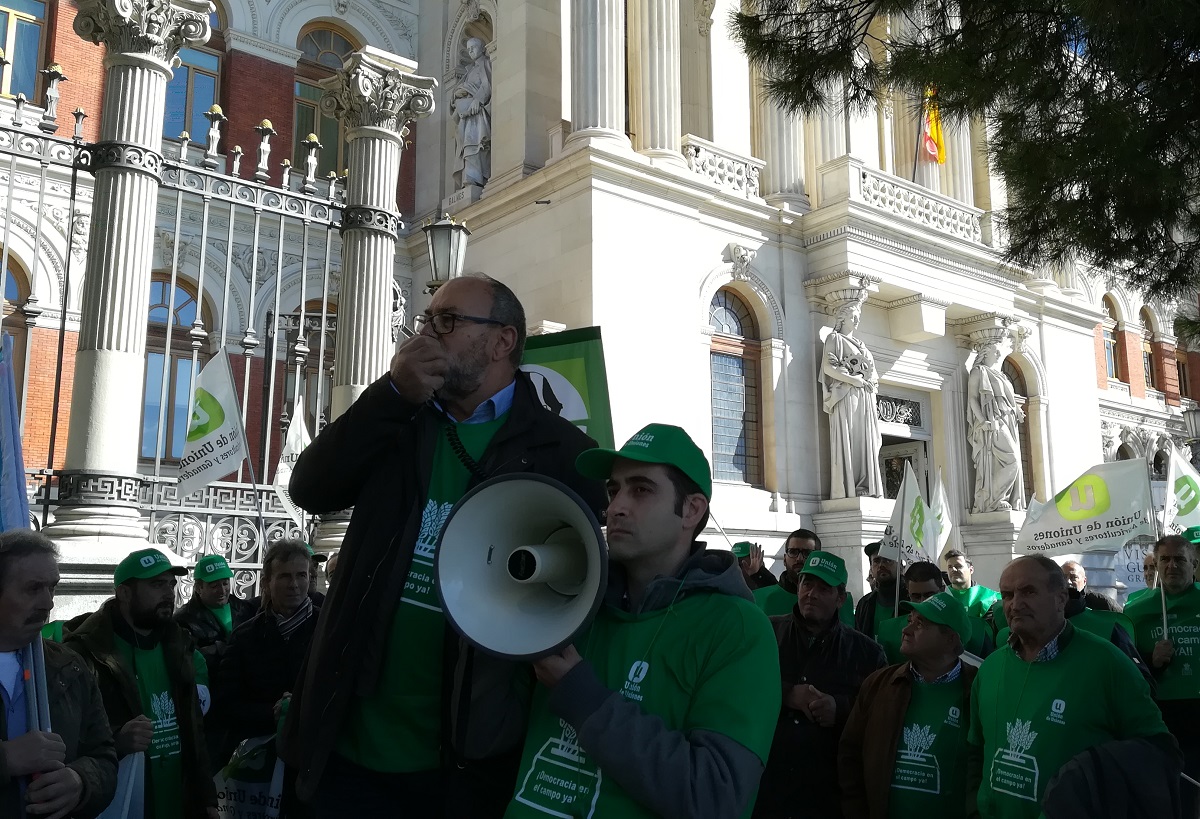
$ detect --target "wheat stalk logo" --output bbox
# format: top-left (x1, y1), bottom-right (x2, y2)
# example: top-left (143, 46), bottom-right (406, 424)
top-left (1006, 719), bottom-right (1038, 755)
top-left (902, 724), bottom-right (936, 756)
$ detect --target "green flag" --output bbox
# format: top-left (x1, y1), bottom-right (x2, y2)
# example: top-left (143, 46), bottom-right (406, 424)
top-left (520, 327), bottom-right (614, 449)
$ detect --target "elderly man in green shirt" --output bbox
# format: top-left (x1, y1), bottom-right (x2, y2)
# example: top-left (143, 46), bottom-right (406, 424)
top-left (968, 555), bottom-right (1175, 819)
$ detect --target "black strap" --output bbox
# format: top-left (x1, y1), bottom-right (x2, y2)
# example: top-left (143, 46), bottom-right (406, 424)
top-left (444, 420), bottom-right (489, 483)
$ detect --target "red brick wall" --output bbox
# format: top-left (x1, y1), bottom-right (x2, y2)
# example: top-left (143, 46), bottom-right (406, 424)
top-left (1119, 328), bottom-right (1146, 398)
top-left (1153, 340), bottom-right (1180, 406)
top-left (44, 0), bottom-right (105, 142)
top-left (222, 51), bottom-right (295, 182)
top-left (22, 326), bottom-right (76, 471)
top-left (398, 120), bottom-right (416, 217)
top-left (1094, 324), bottom-right (1109, 389)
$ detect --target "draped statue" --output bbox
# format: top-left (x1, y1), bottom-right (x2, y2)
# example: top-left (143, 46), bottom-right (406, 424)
top-left (453, 37), bottom-right (492, 189)
top-left (967, 342), bottom-right (1026, 512)
top-left (821, 301), bottom-right (884, 499)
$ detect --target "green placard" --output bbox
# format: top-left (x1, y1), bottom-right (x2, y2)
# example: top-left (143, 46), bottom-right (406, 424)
top-left (520, 326), bottom-right (614, 449)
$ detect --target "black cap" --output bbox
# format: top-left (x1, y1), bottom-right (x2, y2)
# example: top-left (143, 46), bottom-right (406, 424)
top-left (864, 541), bottom-right (882, 558)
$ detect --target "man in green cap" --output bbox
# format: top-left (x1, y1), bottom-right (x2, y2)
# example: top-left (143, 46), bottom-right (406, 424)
top-left (839, 591), bottom-right (976, 819)
top-left (1125, 534), bottom-right (1200, 817)
top-left (752, 529), bottom-right (855, 625)
top-left (505, 423), bottom-right (781, 819)
top-left (755, 552), bottom-right (887, 818)
top-left (174, 554), bottom-right (255, 663)
top-left (65, 548), bottom-right (218, 819)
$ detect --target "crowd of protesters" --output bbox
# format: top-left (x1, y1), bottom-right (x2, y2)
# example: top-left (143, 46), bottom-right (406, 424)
top-left (0, 274), bottom-right (1196, 819)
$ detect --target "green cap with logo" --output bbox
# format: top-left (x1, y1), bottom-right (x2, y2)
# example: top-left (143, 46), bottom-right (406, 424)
top-left (902, 590), bottom-right (971, 643)
top-left (731, 541), bottom-right (754, 559)
top-left (194, 554), bottom-right (233, 582)
top-left (115, 548), bottom-right (187, 586)
top-left (576, 423), bottom-right (712, 499)
top-left (1183, 526), bottom-right (1200, 545)
top-left (799, 552), bottom-right (848, 588)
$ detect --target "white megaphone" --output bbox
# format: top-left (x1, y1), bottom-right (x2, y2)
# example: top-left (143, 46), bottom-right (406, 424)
top-left (436, 473), bottom-right (608, 660)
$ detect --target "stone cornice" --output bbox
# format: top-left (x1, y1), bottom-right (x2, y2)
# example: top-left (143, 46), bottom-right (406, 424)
top-left (223, 30), bottom-right (302, 66)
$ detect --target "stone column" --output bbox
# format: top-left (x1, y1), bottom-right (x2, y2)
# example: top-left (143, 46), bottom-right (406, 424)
top-left (628, 0), bottom-right (685, 166)
top-left (565, 0), bottom-right (629, 150)
top-left (940, 119), bottom-right (974, 204)
top-left (47, 0), bottom-right (211, 557)
top-left (321, 47), bottom-right (436, 420)
top-left (751, 69), bottom-right (808, 211)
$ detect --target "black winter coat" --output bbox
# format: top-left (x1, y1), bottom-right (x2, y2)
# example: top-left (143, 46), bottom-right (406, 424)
top-left (754, 610), bottom-right (887, 819)
top-left (214, 606), bottom-right (319, 764)
top-left (278, 370), bottom-right (606, 806)
top-left (173, 595), bottom-right (256, 662)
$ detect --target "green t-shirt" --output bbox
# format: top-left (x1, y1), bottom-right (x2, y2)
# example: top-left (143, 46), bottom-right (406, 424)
top-left (1126, 587), bottom-right (1155, 605)
top-left (877, 614), bottom-right (991, 664)
top-left (995, 609), bottom-right (1135, 651)
top-left (208, 603), bottom-right (233, 634)
top-left (1125, 584), bottom-right (1200, 700)
top-left (505, 594), bottom-right (781, 819)
top-left (114, 635), bottom-right (184, 819)
top-left (949, 585), bottom-right (1001, 619)
top-left (888, 676), bottom-right (969, 819)
top-left (753, 582), bottom-right (854, 625)
top-left (968, 626), bottom-right (1168, 819)
top-left (338, 415), bottom-right (506, 772)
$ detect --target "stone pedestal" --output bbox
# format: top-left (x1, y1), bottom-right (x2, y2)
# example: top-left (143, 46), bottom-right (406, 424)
top-left (46, 0), bottom-right (212, 562)
top-left (444, 183), bottom-right (483, 215)
top-left (628, 0), bottom-right (685, 167)
top-left (813, 495), bottom-right (895, 600)
top-left (960, 509), bottom-right (1025, 588)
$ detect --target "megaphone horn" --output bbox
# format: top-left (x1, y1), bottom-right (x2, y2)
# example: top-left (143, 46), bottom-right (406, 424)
top-left (436, 474), bottom-right (607, 660)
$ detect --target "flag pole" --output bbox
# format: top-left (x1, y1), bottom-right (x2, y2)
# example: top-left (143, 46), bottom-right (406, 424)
top-left (1147, 454), bottom-right (1169, 639)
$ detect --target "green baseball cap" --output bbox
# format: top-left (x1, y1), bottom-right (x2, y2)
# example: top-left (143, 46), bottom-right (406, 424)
top-left (576, 423), bottom-right (712, 499)
top-left (115, 548), bottom-right (187, 586)
top-left (732, 541), bottom-right (754, 559)
top-left (194, 554), bottom-right (233, 582)
top-left (1183, 526), bottom-right (1200, 544)
top-left (799, 552), bottom-right (848, 588)
top-left (305, 543), bottom-right (328, 563)
top-left (902, 591), bottom-right (971, 643)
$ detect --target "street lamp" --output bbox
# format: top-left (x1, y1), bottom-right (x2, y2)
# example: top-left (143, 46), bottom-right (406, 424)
top-left (421, 213), bottom-right (471, 294)
top-left (1186, 407), bottom-right (1200, 443)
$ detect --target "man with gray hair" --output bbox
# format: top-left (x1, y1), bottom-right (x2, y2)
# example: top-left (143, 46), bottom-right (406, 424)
top-left (282, 274), bottom-right (606, 817)
top-left (1062, 559), bottom-right (1121, 612)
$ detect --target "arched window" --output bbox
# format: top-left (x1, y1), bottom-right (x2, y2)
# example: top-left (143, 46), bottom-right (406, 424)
top-left (294, 26), bottom-right (358, 177)
top-left (140, 277), bottom-right (211, 462)
top-left (708, 289), bottom-right (763, 486)
top-left (1102, 296), bottom-right (1122, 382)
top-left (1139, 307), bottom-right (1157, 390)
top-left (1002, 357), bottom-right (1035, 505)
top-left (163, 3), bottom-right (224, 141)
top-left (0, 0), bottom-right (45, 100)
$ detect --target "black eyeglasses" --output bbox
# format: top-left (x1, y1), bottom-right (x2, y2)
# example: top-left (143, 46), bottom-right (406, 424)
top-left (785, 548), bottom-right (813, 559)
top-left (414, 312), bottom-right (505, 336)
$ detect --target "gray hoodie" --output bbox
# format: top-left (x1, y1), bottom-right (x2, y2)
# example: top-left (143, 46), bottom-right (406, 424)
top-left (547, 546), bottom-right (770, 819)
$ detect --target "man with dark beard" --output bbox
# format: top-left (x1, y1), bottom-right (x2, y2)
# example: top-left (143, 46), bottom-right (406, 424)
top-left (281, 274), bottom-right (605, 817)
top-left (854, 542), bottom-right (907, 639)
top-left (66, 548), bottom-right (217, 819)
top-left (753, 529), bottom-right (854, 625)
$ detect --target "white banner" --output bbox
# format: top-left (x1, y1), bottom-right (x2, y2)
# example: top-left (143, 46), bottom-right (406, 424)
top-left (932, 467), bottom-right (953, 559)
top-left (176, 350), bottom-right (249, 497)
top-left (1015, 459), bottom-right (1155, 556)
top-left (1163, 446), bottom-right (1200, 536)
top-left (879, 461), bottom-right (938, 564)
top-left (274, 396), bottom-right (312, 529)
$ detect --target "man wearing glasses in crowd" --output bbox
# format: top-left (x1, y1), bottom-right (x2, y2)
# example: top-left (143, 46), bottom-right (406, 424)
top-left (753, 529), bottom-right (854, 626)
top-left (280, 273), bottom-right (605, 817)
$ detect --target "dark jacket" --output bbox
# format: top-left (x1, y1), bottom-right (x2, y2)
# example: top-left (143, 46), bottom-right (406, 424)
top-left (173, 594), bottom-right (256, 662)
top-left (743, 566), bottom-right (777, 591)
top-left (754, 609), bottom-right (888, 819)
top-left (1082, 586), bottom-right (1122, 613)
top-left (63, 599), bottom-right (216, 817)
top-left (838, 661), bottom-right (979, 819)
top-left (215, 605), bottom-right (320, 761)
top-left (0, 640), bottom-right (118, 818)
top-left (279, 371), bottom-right (606, 804)
top-left (1042, 738), bottom-right (1183, 819)
top-left (853, 587), bottom-right (908, 639)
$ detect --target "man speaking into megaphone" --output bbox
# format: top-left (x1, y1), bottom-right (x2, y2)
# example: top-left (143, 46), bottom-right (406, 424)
top-left (280, 275), bottom-right (606, 818)
top-left (505, 424), bottom-right (782, 819)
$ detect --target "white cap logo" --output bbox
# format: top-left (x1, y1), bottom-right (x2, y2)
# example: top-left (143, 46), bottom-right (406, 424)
top-left (139, 555), bottom-right (158, 568)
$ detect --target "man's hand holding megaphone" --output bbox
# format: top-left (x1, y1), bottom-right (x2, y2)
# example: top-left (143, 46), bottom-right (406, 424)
top-left (390, 334), bottom-right (449, 404)
top-left (533, 644), bottom-right (583, 688)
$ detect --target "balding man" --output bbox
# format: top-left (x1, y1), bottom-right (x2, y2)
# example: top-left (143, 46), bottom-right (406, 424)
top-left (280, 274), bottom-right (606, 817)
top-left (1062, 560), bottom-right (1121, 612)
top-left (967, 556), bottom-right (1175, 818)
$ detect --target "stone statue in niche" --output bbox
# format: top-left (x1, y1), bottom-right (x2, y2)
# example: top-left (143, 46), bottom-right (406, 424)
top-left (821, 295), bottom-right (884, 499)
top-left (453, 36), bottom-right (492, 190)
top-left (967, 338), bottom-right (1026, 512)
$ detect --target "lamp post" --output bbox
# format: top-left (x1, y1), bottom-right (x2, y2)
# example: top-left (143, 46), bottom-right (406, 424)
top-left (421, 213), bottom-right (471, 294)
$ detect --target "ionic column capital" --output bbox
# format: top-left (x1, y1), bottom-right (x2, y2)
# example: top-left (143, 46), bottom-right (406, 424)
top-left (320, 46), bottom-right (437, 135)
top-left (74, 0), bottom-right (212, 69)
